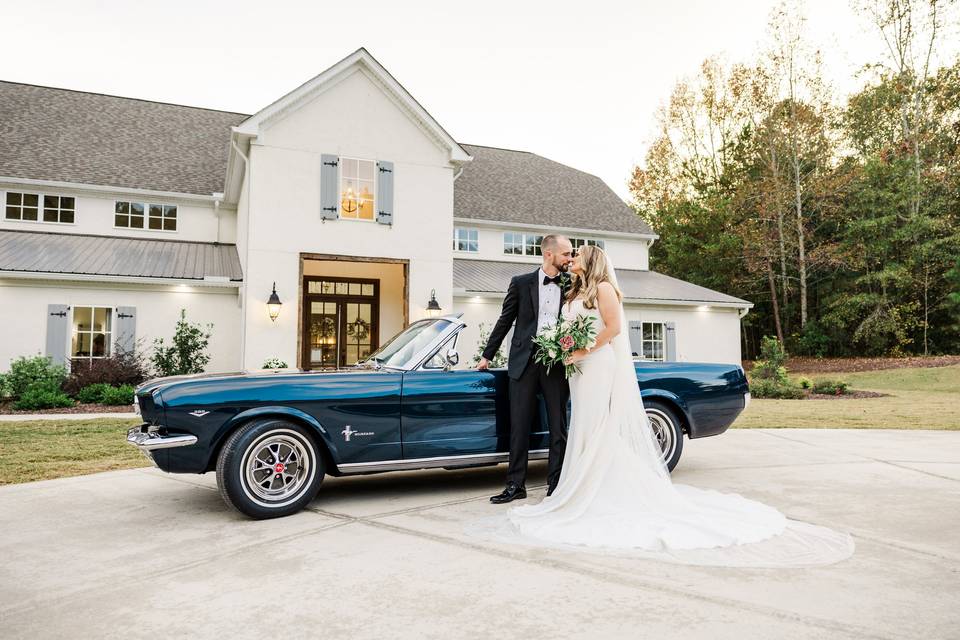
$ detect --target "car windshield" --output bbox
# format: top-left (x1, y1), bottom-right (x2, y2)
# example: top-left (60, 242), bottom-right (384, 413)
top-left (363, 319), bottom-right (452, 369)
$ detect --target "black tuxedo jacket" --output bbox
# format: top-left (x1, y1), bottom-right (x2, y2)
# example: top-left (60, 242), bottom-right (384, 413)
top-left (482, 269), bottom-right (569, 380)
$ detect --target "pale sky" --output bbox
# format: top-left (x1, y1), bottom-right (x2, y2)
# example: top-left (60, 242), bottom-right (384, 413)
top-left (2, 0), bottom-right (956, 200)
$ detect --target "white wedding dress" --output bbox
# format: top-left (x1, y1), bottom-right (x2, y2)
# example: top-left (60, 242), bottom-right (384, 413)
top-left (467, 260), bottom-right (855, 567)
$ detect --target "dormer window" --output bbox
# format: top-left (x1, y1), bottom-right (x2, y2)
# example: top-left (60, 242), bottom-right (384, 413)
top-left (5, 191), bottom-right (74, 224)
top-left (340, 158), bottom-right (375, 221)
top-left (115, 201), bottom-right (177, 231)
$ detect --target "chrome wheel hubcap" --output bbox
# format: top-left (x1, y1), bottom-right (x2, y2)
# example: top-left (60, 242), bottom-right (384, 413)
top-left (244, 434), bottom-right (311, 503)
top-left (647, 409), bottom-right (676, 463)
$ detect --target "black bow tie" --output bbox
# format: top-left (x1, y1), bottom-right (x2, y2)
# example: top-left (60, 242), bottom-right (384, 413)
top-left (543, 274), bottom-right (562, 286)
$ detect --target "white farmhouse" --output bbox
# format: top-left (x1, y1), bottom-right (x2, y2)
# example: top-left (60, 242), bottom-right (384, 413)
top-left (0, 49), bottom-right (751, 374)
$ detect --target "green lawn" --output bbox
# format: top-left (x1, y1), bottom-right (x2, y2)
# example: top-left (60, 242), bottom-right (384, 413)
top-left (1, 365), bottom-right (956, 486)
top-left (0, 418), bottom-right (146, 485)
top-left (734, 365), bottom-right (960, 430)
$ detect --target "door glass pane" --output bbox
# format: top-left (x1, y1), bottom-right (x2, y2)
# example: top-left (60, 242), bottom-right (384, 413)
top-left (309, 301), bottom-right (338, 368)
top-left (361, 284), bottom-right (374, 296)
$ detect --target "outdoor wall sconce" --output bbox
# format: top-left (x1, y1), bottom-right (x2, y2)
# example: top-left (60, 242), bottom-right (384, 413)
top-left (267, 282), bottom-right (283, 322)
top-left (426, 289), bottom-right (442, 318)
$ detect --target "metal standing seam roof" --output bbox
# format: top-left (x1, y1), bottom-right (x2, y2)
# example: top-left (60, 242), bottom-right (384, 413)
top-left (0, 229), bottom-right (243, 281)
top-left (452, 259), bottom-right (752, 307)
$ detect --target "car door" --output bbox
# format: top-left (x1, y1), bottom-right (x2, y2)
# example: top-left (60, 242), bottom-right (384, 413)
top-left (400, 365), bottom-right (506, 460)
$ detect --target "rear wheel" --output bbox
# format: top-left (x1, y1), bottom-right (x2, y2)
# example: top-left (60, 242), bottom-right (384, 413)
top-left (645, 401), bottom-right (684, 472)
top-left (216, 418), bottom-right (325, 519)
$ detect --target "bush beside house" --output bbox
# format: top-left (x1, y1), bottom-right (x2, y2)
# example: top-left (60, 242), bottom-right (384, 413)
top-left (748, 336), bottom-right (850, 399)
top-left (2, 309), bottom-right (213, 412)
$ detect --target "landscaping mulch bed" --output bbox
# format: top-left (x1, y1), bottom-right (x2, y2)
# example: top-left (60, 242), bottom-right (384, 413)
top-left (0, 403), bottom-right (133, 415)
top-left (805, 390), bottom-right (889, 400)
top-left (743, 355), bottom-right (960, 374)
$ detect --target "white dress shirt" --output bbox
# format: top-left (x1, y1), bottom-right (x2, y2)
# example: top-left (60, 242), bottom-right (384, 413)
top-left (537, 268), bottom-right (562, 332)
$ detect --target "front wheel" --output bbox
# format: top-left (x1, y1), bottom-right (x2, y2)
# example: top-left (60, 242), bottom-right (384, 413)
top-left (645, 401), bottom-right (684, 472)
top-left (216, 418), bottom-right (325, 519)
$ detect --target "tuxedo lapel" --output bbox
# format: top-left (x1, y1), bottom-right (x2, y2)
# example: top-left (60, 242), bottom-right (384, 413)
top-left (527, 270), bottom-right (539, 315)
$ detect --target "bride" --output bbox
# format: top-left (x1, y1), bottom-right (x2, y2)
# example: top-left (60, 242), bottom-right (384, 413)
top-left (472, 245), bottom-right (854, 567)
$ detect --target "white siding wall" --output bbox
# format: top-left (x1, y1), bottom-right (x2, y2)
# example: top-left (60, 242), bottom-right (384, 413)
top-left (239, 69), bottom-right (456, 369)
top-left (453, 296), bottom-right (742, 367)
top-left (0, 279), bottom-right (242, 373)
top-left (452, 224), bottom-right (650, 270)
top-left (0, 185), bottom-right (234, 244)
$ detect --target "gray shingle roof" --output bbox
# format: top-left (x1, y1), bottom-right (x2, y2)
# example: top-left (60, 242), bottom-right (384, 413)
top-left (0, 229), bottom-right (242, 281)
top-left (456, 145), bottom-right (653, 235)
top-left (0, 81), bottom-right (246, 195)
top-left (453, 259), bottom-right (751, 306)
top-left (0, 82), bottom-right (651, 235)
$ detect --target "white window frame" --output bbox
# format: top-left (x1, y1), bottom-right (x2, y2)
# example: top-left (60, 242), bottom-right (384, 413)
top-left (638, 321), bottom-right (666, 362)
top-left (502, 232), bottom-right (543, 256)
top-left (3, 190), bottom-right (76, 226)
top-left (571, 237), bottom-right (605, 250)
top-left (453, 227), bottom-right (479, 253)
top-left (114, 200), bottom-right (178, 233)
top-left (339, 157), bottom-right (377, 222)
top-left (70, 305), bottom-right (115, 364)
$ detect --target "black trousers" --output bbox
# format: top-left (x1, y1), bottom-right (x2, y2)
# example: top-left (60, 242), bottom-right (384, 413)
top-left (506, 358), bottom-right (570, 490)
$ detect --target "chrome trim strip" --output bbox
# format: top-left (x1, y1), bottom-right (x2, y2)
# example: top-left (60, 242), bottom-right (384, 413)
top-left (126, 427), bottom-right (198, 451)
top-left (337, 448), bottom-right (548, 474)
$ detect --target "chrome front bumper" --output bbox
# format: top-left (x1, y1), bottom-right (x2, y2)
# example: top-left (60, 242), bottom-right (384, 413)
top-left (127, 425), bottom-right (198, 451)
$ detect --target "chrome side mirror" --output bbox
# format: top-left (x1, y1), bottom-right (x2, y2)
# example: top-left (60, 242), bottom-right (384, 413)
top-left (445, 348), bottom-right (459, 369)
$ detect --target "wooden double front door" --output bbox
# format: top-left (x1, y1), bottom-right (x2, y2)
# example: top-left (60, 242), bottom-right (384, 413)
top-left (302, 276), bottom-right (380, 369)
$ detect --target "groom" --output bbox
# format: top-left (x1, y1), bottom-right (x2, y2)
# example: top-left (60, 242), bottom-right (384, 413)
top-left (478, 234), bottom-right (575, 503)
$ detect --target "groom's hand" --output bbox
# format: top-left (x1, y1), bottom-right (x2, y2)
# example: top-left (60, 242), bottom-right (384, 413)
top-left (477, 357), bottom-right (490, 370)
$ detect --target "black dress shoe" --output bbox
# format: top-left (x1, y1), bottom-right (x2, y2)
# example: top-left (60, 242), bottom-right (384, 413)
top-left (490, 482), bottom-right (527, 504)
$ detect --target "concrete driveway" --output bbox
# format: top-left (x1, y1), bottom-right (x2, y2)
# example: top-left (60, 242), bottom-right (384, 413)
top-left (1, 428), bottom-right (958, 639)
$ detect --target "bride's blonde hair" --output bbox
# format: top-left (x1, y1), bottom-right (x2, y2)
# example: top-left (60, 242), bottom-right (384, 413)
top-left (566, 245), bottom-right (623, 309)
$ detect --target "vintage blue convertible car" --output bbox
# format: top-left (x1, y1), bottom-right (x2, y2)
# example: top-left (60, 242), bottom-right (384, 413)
top-left (128, 315), bottom-right (751, 519)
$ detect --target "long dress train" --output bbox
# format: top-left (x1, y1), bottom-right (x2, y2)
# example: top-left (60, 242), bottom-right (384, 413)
top-left (467, 271), bottom-right (854, 568)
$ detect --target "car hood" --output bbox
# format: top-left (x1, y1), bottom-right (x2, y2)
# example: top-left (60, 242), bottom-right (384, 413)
top-left (136, 367), bottom-right (389, 395)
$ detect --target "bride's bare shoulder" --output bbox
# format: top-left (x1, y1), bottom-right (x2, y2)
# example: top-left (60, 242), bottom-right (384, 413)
top-left (597, 281), bottom-right (617, 296)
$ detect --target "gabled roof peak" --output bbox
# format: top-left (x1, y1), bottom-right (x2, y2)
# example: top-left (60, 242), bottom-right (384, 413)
top-left (233, 48), bottom-right (470, 164)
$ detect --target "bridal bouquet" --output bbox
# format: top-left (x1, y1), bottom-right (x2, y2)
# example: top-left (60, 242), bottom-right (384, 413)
top-left (532, 314), bottom-right (598, 378)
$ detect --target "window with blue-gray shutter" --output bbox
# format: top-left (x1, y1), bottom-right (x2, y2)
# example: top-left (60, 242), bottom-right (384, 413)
top-left (320, 154), bottom-right (339, 220)
top-left (628, 321), bottom-right (643, 358)
top-left (376, 160), bottom-right (394, 225)
top-left (665, 322), bottom-right (677, 361)
top-left (45, 304), bottom-right (69, 365)
top-left (115, 307), bottom-right (136, 355)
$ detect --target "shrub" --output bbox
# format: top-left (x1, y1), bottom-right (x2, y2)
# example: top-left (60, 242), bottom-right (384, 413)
top-left (0, 373), bottom-right (11, 400)
top-left (13, 380), bottom-right (74, 410)
top-left (152, 309), bottom-right (213, 377)
top-left (812, 379), bottom-right (849, 395)
top-left (76, 383), bottom-right (113, 404)
top-left (750, 378), bottom-right (806, 400)
top-left (262, 358), bottom-right (289, 369)
top-left (6, 355), bottom-right (67, 399)
top-left (471, 323), bottom-right (508, 368)
top-left (751, 336), bottom-right (788, 383)
top-left (64, 347), bottom-right (150, 396)
top-left (797, 376), bottom-right (814, 390)
top-left (99, 384), bottom-right (135, 406)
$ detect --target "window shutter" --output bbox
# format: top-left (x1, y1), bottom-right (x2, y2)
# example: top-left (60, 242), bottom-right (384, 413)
top-left (628, 321), bottom-right (643, 358)
top-left (115, 306), bottom-right (136, 355)
top-left (45, 304), bottom-right (69, 365)
top-left (320, 154), bottom-right (339, 221)
top-left (665, 322), bottom-right (677, 361)
top-left (376, 160), bottom-right (394, 225)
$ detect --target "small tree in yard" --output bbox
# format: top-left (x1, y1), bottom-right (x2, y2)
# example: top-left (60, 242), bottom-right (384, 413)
top-left (151, 310), bottom-right (213, 377)
top-left (471, 323), bottom-right (507, 368)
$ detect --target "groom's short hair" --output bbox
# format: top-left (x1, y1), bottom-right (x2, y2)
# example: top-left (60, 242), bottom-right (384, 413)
top-left (541, 234), bottom-right (567, 253)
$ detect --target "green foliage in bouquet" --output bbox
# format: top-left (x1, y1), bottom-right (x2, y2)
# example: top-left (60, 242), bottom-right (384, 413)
top-left (532, 314), bottom-right (598, 378)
